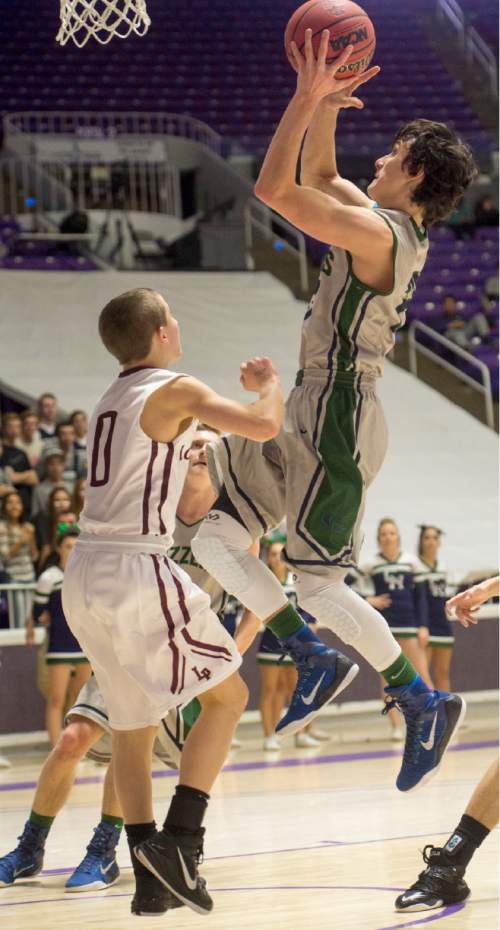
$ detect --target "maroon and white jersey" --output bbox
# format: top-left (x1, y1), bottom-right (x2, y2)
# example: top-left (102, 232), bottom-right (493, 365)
top-left (80, 366), bottom-right (197, 547)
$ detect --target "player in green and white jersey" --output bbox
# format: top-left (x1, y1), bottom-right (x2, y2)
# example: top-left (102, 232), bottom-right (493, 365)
top-left (193, 34), bottom-right (477, 792)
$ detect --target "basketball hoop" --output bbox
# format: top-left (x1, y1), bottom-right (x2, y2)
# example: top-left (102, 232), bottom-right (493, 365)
top-left (56, 0), bottom-right (151, 48)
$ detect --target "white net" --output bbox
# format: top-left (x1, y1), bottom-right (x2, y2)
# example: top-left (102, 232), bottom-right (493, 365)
top-left (56, 0), bottom-right (151, 47)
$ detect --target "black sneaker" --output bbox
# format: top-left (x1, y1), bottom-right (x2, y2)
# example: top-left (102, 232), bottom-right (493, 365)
top-left (135, 828), bottom-right (213, 915)
top-left (395, 845), bottom-right (471, 912)
top-left (131, 872), bottom-right (185, 916)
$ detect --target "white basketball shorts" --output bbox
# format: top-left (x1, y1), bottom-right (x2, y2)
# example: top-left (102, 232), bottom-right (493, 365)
top-left (62, 541), bottom-right (241, 730)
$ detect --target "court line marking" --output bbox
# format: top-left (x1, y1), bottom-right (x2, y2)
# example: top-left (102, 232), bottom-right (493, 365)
top-left (20, 825), bottom-right (500, 876)
top-left (0, 739), bottom-right (497, 794)
top-left (0, 881), bottom-right (468, 929)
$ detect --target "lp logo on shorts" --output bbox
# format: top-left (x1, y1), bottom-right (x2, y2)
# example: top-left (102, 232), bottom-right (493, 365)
top-left (192, 666), bottom-right (212, 682)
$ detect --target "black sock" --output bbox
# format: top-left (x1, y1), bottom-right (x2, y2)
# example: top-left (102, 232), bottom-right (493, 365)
top-left (164, 785), bottom-right (209, 836)
top-left (443, 814), bottom-right (491, 867)
top-left (125, 821), bottom-right (157, 880)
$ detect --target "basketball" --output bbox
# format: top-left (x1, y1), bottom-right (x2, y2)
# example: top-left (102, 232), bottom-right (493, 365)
top-left (284, 0), bottom-right (376, 79)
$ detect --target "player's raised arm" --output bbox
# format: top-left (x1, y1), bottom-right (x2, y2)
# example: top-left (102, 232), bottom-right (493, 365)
top-left (300, 79), bottom-right (378, 208)
top-left (151, 358), bottom-right (284, 443)
top-left (254, 29), bottom-right (392, 261)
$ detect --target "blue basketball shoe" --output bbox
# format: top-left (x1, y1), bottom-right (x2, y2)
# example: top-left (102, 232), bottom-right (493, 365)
top-left (383, 676), bottom-right (466, 792)
top-left (0, 821), bottom-right (48, 886)
top-left (65, 822), bottom-right (121, 892)
top-left (276, 635), bottom-right (359, 736)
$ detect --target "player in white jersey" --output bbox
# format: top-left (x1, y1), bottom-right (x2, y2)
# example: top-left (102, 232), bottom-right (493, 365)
top-left (0, 427), bottom-right (261, 898)
top-left (62, 287), bottom-right (283, 916)
top-left (193, 35), bottom-right (476, 793)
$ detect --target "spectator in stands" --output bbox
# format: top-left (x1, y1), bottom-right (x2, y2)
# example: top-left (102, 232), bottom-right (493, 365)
top-left (16, 409), bottom-right (44, 468)
top-left (0, 414), bottom-right (38, 516)
top-left (474, 195), bottom-right (499, 228)
top-left (437, 294), bottom-right (490, 349)
top-left (69, 410), bottom-right (88, 450)
top-left (31, 450), bottom-right (68, 516)
top-left (0, 439), bottom-right (14, 502)
top-left (480, 271), bottom-right (499, 314)
top-left (54, 421), bottom-right (87, 490)
top-left (34, 485), bottom-right (75, 570)
top-left (71, 477), bottom-right (85, 521)
top-left (446, 197), bottom-right (475, 241)
top-left (26, 527), bottom-right (91, 746)
top-left (37, 393), bottom-right (59, 440)
top-left (0, 491), bottom-right (38, 626)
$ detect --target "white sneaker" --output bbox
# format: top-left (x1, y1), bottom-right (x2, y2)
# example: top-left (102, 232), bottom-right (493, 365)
top-left (307, 726), bottom-right (331, 742)
top-left (0, 755), bottom-right (11, 768)
top-left (391, 726), bottom-right (404, 742)
top-left (263, 735), bottom-right (280, 751)
top-left (295, 732), bottom-right (322, 748)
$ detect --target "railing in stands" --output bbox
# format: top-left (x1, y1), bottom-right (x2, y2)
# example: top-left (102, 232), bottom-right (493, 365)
top-left (0, 156), bottom-right (72, 214)
top-left (466, 27), bottom-right (498, 97)
top-left (244, 197), bottom-right (309, 295)
top-left (2, 111), bottom-right (311, 288)
top-left (0, 582), bottom-right (34, 630)
top-left (436, 0), bottom-right (498, 97)
top-left (3, 111), bottom-right (226, 156)
top-left (408, 320), bottom-right (495, 430)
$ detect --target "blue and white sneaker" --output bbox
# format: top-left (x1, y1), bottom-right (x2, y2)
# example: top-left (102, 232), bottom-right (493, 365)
top-left (0, 821), bottom-right (47, 886)
top-left (65, 822), bottom-right (121, 892)
top-left (383, 675), bottom-right (466, 792)
top-left (276, 636), bottom-right (359, 736)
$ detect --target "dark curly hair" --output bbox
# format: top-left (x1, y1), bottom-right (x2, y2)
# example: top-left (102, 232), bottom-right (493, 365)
top-left (393, 119), bottom-right (477, 226)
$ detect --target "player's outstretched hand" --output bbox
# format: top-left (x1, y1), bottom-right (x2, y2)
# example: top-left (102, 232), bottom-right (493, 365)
top-left (240, 357), bottom-right (279, 393)
top-left (289, 28), bottom-right (379, 107)
top-left (446, 583), bottom-right (490, 626)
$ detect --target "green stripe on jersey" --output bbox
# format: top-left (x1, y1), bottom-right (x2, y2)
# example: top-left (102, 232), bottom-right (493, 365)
top-left (305, 373), bottom-right (363, 556)
top-left (336, 278), bottom-right (368, 371)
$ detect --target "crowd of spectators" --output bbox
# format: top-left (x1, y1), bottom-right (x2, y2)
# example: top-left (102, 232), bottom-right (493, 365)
top-left (446, 194), bottom-right (499, 241)
top-left (0, 393), bottom-right (88, 627)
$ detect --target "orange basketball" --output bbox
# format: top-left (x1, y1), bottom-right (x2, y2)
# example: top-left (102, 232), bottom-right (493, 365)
top-left (284, 0), bottom-right (376, 79)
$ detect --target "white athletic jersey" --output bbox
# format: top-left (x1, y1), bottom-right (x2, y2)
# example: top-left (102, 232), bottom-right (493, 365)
top-left (299, 208), bottom-right (429, 377)
top-left (169, 515), bottom-right (226, 616)
top-left (80, 366), bottom-right (197, 546)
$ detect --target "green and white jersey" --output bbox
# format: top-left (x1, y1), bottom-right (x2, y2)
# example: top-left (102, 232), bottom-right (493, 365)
top-left (168, 515), bottom-right (226, 617)
top-left (299, 208), bottom-right (428, 377)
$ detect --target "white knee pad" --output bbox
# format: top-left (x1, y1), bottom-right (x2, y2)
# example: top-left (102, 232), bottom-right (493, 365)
top-left (300, 592), bottom-right (361, 644)
top-left (192, 512), bottom-right (288, 619)
top-left (296, 574), bottom-right (400, 671)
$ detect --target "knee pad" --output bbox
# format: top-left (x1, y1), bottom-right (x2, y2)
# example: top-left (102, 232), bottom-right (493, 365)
top-left (300, 591), bottom-right (361, 644)
top-left (192, 511), bottom-right (253, 598)
top-left (192, 512), bottom-right (288, 620)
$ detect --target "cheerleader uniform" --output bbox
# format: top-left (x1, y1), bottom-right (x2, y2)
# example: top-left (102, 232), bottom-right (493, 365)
top-left (361, 551), bottom-right (423, 638)
top-left (415, 560), bottom-right (454, 647)
top-left (33, 565), bottom-right (88, 665)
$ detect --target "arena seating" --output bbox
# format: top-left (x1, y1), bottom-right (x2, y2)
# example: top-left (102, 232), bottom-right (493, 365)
top-left (406, 225), bottom-right (499, 396)
top-left (0, 216), bottom-right (98, 270)
top-left (0, 0), bottom-right (493, 157)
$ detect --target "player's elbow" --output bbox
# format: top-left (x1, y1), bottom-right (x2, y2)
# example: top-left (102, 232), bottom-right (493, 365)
top-left (254, 181), bottom-right (288, 209)
top-left (254, 180), bottom-right (273, 206)
top-left (250, 417), bottom-right (281, 442)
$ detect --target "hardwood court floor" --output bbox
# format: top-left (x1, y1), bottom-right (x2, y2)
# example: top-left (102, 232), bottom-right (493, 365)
top-left (0, 729), bottom-right (498, 930)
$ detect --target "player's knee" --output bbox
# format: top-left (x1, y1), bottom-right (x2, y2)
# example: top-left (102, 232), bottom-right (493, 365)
top-left (224, 673), bottom-right (248, 717)
top-left (202, 672), bottom-right (248, 719)
top-left (298, 582), bottom-right (362, 645)
top-left (192, 529), bottom-right (252, 599)
top-left (55, 720), bottom-right (100, 761)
